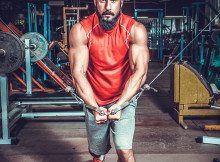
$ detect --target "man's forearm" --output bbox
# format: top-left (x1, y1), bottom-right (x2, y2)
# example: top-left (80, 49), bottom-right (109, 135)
top-left (73, 73), bottom-right (98, 107)
top-left (116, 71), bottom-right (146, 105)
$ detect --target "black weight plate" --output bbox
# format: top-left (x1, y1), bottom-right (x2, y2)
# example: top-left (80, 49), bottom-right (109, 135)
top-left (0, 31), bottom-right (25, 73)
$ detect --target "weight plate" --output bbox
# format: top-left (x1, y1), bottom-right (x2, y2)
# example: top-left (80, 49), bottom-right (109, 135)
top-left (0, 31), bottom-right (25, 73)
top-left (20, 32), bottom-right (49, 62)
top-left (57, 52), bottom-right (68, 61)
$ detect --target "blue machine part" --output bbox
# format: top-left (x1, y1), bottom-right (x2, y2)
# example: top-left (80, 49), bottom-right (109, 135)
top-left (180, 34), bottom-right (184, 61)
top-left (27, 3), bottom-right (38, 32)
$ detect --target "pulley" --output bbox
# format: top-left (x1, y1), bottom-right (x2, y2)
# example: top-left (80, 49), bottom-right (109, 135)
top-left (0, 31), bottom-right (25, 74)
top-left (20, 32), bottom-right (49, 62)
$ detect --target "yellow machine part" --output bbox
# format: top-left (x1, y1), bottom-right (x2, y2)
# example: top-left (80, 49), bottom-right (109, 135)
top-left (170, 61), bottom-right (220, 129)
top-left (204, 125), bottom-right (220, 131)
top-left (173, 63), bottom-right (211, 104)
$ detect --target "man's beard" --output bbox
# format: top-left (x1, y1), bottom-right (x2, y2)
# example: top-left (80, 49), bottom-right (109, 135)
top-left (96, 9), bottom-right (121, 31)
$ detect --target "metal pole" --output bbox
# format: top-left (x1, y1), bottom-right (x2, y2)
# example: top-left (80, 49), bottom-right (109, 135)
top-left (160, 10), bottom-right (163, 61)
top-left (0, 76), bottom-right (11, 144)
top-left (27, 3), bottom-right (31, 32)
top-left (200, 35), bottom-right (205, 64)
top-left (22, 112), bottom-right (85, 118)
top-left (44, 4), bottom-right (47, 81)
top-left (48, 5), bottom-right (51, 60)
top-left (134, 0), bottom-right (136, 15)
top-left (219, 0), bottom-right (220, 9)
top-left (44, 4), bottom-right (47, 39)
top-left (34, 5), bottom-right (37, 32)
top-left (180, 34), bottom-right (184, 60)
top-left (195, 4), bottom-right (199, 62)
top-left (25, 39), bottom-right (32, 95)
top-left (186, 7), bottom-right (189, 32)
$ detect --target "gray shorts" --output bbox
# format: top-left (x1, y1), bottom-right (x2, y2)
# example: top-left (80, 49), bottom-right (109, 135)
top-left (84, 96), bottom-right (138, 155)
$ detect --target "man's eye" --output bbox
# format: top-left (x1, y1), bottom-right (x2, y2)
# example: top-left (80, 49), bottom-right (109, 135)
top-left (111, 0), bottom-right (116, 2)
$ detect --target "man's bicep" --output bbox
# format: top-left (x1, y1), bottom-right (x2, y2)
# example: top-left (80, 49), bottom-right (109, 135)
top-left (69, 46), bottom-right (89, 74)
top-left (69, 23), bottom-right (89, 75)
top-left (131, 44), bottom-right (149, 74)
top-left (130, 22), bottom-right (149, 71)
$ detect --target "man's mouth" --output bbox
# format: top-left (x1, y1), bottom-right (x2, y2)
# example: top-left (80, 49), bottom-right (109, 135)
top-left (102, 10), bottom-right (114, 16)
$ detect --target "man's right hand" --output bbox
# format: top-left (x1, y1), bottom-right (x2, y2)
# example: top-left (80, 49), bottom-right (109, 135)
top-left (93, 107), bottom-right (107, 124)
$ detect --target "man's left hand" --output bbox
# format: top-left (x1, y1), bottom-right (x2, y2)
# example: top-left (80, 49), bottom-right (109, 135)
top-left (107, 104), bottom-right (122, 121)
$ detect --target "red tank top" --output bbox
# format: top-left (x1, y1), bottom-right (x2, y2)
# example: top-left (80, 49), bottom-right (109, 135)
top-left (80, 13), bottom-right (136, 105)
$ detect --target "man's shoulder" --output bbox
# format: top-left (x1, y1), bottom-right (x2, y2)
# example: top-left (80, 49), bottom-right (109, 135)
top-left (121, 13), bottom-right (133, 19)
top-left (69, 22), bottom-right (87, 44)
top-left (133, 21), bottom-right (145, 30)
top-left (80, 13), bottom-right (96, 25)
top-left (80, 13), bottom-right (98, 34)
top-left (120, 13), bottom-right (136, 24)
top-left (130, 21), bottom-right (147, 43)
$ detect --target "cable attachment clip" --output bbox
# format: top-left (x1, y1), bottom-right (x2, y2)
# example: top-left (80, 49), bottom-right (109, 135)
top-left (143, 84), bottom-right (158, 93)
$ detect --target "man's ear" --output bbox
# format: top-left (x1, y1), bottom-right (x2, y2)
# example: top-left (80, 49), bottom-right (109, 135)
top-left (120, 0), bottom-right (124, 8)
top-left (94, 0), bottom-right (97, 8)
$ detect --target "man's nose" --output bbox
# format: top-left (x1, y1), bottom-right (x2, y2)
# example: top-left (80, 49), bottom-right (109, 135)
top-left (105, 0), bottom-right (112, 10)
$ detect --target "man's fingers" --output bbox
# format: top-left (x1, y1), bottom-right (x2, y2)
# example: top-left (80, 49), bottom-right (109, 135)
top-left (96, 119), bottom-right (107, 124)
top-left (95, 113), bottom-right (107, 123)
top-left (108, 114), bottom-right (120, 121)
top-left (107, 109), bottom-right (112, 115)
top-left (97, 121), bottom-right (106, 124)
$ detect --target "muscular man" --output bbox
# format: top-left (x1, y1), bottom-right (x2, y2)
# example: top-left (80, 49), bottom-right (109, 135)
top-left (69, 0), bottom-right (149, 161)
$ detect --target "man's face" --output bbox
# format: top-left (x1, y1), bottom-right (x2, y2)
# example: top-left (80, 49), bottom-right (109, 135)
top-left (94, 0), bottom-right (123, 30)
top-left (94, 0), bottom-right (123, 21)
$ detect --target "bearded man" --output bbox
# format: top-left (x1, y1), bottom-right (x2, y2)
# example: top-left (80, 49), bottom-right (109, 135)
top-left (69, 0), bottom-right (150, 161)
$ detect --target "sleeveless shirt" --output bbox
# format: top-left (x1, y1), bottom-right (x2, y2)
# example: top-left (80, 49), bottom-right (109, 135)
top-left (80, 12), bottom-right (136, 105)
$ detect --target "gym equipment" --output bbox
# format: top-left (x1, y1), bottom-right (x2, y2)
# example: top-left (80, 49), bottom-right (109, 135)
top-left (62, 5), bottom-right (88, 47)
top-left (27, 2), bottom-right (51, 80)
top-left (43, 56), bottom-right (73, 86)
top-left (57, 52), bottom-right (68, 61)
top-left (163, 44), bottom-right (180, 67)
top-left (0, 18), bottom-right (73, 89)
top-left (0, 32), bottom-right (24, 73)
top-left (134, 9), bottom-right (163, 60)
top-left (10, 66), bottom-right (50, 92)
top-left (192, 2), bottom-right (220, 62)
top-left (170, 61), bottom-right (220, 129)
top-left (0, 22), bottom-right (23, 38)
top-left (196, 136), bottom-right (220, 145)
top-left (204, 125), bottom-right (220, 130)
top-left (148, 12), bottom-right (220, 87)
top-left (182, 6), bottom-right (192, 33)
top-left (85, 105), bottom-right (105, 116)
top-left (20, 32), bottom-right (49, 62)
top-left (0, 31), bottom-right (84, 144)
top-left (27, 3), bottom-right (38, 32)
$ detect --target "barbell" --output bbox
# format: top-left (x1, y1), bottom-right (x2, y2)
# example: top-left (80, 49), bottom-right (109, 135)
top-left (0, 31), bottom-right (48, 74)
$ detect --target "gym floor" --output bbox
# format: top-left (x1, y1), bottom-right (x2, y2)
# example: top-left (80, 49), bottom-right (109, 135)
top-left (0, 61), bottom-right (220, 162)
